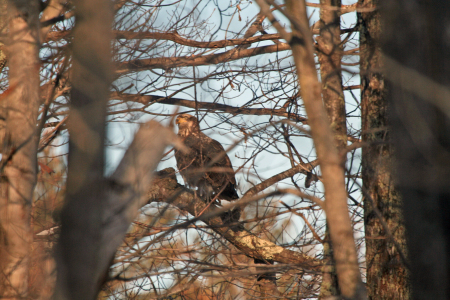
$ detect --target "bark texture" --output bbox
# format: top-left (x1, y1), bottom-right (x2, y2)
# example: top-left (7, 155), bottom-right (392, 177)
top-left (382, 1), bottom-right (450, 299)
top-left (148, 168), bottom-right (322, 270)
top-left (359, 1), bottom-right (410, 299)
top-left (0, 0), bottom-right (6, 73)
top-left (0, 0), bottom-right (41, 298)
top-left (256, 0), bottom-right (365, 298)
top-left (318, 0), bottom-right (347, 153)
top-left (317, 0), bottom-right (345, 298)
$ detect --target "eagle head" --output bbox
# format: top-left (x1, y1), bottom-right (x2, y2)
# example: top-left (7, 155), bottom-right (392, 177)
top-left (176, 114), bottom-right (200, 136)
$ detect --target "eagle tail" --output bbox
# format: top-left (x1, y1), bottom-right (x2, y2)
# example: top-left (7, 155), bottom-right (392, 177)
top-left (219, 184), bottom-right (239, 200)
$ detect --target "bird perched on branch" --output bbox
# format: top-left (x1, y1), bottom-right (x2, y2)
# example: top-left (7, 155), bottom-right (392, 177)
top-left (175, 114), bottom-right (239, 202)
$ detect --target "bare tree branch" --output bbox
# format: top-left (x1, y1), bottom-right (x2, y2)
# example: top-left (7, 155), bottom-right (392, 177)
top-left (260, 0), bottom-right (366, 298)
top-left (116, 43), bottom-right (292, 74)
top-left (148, 168), bottom-right (323, 270)
top-left (112, 92), bottom-right (308, 123)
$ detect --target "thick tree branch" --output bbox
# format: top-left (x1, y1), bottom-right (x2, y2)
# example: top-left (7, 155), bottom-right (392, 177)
top-left (148, 168), bottom-right (322, 270)
top-left (56, 120), bottom-right (182, 299)
top-left (40, 0), bottom-right (67, 39)
top-left (111, 92), bottom-right (308, 123)
top-left (116, 43), bottom-right (292, 74)
top-left (306, 2), bottom-right (372, 14)
top-left (47, 30), bottom-right (283, 48)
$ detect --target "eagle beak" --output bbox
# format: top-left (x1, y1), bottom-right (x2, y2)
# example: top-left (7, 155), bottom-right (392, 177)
top-left (176, 117), bottom-right (184, 125)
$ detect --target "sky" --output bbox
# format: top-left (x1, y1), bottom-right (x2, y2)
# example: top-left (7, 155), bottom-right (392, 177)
top-left (101, 0), bottom-right (362, 255)
top-left (100, 0), bottom-right (365, 293)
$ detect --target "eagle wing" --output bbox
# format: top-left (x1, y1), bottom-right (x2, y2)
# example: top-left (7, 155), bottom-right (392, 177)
top-left (202, 136), bottom-right (236, 181)
top-left (175, 132), bottom-right (238, 200)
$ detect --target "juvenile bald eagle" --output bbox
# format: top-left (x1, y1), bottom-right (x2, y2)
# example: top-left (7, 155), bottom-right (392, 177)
top-left (175, 114), bottom-right (239, 201)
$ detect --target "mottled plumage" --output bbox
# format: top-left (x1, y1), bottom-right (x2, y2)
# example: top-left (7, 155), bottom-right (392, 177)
top-left (175, 114), bottom-right (239, 201)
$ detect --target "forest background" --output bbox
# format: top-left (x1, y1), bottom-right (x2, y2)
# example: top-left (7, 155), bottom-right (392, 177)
top-left (0, 0), bottom-right (449, 299)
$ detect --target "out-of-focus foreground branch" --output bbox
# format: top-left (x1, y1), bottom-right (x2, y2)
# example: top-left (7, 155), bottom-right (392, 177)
top-left (383, 1), bottom-right (450, 298)
top-left (0, 0), bottom-right (41, 298)
top-left (54, 0), bottom-right (114, 298)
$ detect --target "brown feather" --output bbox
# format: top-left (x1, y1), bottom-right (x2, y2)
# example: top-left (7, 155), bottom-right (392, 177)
top-left (175, 114), bottom-right (239, 201)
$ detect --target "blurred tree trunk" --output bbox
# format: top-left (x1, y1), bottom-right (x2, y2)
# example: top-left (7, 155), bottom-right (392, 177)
top-left (359, 1), bottom-right (410, 299)
top-left (382, 1), bottom-right (450, 299)
top-left (0, 0), bottom-right (41, 298)
top-left (54, 0), bottom-right (113, 298)
top-left (0, 0), bottom-right (7, 73)
top-left (317, 0), bottom-right (345, 298)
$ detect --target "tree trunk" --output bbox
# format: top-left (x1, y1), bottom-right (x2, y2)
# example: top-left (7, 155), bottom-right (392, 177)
top-left (382, 1), bottom-right (450, 299)
top-left (54, 0), bottom-right (114, 298)
top-left (0, 0), bottom-right (7, 73)
top-left (358, 1), bottom-right (410, 299)
top-left (257, 0), bottom-right (366, 297)
top-left (0, 0), bottom-right (41, 298)
top-left (317, 0), bottom-right (345, 298)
